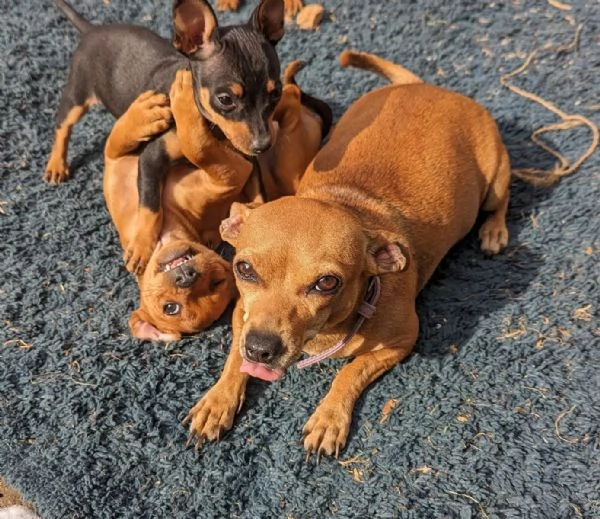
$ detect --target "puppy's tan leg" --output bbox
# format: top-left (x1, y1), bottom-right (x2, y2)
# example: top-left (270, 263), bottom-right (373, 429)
top-left (479, 151), bottom-right (511, 254)
top-left (105, 91), bottom-right (172, 160)
top-left (303, 346), bottom-right (411, 457)
top-left (45, 102), bottom-right (92, 184)
top-left (170, 70), bottom-right (253, 203)
top-left (184, 303), bottom-right (249, 444)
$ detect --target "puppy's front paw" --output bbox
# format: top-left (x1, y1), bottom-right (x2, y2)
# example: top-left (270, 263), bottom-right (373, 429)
top-left (124, 233), bottom-right (156, 275)
top-left (479, 218), bottom-right (509, 255)
top-left (303, 403), bottom-right (351, 458)
top-left (184, 384), bottom-right (244, 446)
top-left (169, 70), bottom-right (195, 114)
top-left (44, 156), bottom-right (69, 184)
top-left (127, 91), bottom-right (172, 142)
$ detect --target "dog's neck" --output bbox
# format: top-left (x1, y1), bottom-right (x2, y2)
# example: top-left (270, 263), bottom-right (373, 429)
top-left (296, 276), bottom-right (382, 369)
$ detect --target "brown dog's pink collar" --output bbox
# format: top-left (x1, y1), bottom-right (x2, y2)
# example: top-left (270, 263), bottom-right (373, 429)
top-left (296, 276), bottom-right (382, 369)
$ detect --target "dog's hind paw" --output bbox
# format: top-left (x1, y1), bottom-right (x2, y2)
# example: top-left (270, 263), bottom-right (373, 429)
top-left (44, 158), bottom-right (70, 184)
top-left (303, 404), bottom-right (350, 459)
top-left (479, 219), bottom-right (509, 255)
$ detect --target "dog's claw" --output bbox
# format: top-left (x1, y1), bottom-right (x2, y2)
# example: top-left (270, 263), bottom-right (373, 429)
top-left (185, 432), bottom-right (195, 448)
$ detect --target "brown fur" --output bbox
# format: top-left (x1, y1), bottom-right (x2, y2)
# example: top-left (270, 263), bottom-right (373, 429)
top-left (185, 51), bottom-right (510, 455)
top-left (104, 85), bottom-right (236, 341)
top-left (104, 66), bottom-right (327, 340)
top-left (217, 0), bottom-right (304, 19)
top-left (45, 97), bottom-right (98, 184)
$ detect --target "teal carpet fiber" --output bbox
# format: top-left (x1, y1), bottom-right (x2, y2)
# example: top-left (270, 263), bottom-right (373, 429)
top-left (1, 1), bottom-right (599, 517)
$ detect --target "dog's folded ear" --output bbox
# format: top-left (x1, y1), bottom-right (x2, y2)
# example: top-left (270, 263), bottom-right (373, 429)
top-left (220, 202), bottom-right (254, 246)
top-left (365, 229), bottom-right (410, 274)
top-left (173, 0), bottom-right (221, 57)
top-left (129, 309), bottom-right (181, 342)
top-left (250, 0), bottom-right (285, 46)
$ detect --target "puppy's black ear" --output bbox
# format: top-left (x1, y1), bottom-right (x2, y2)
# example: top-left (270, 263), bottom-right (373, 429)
top-left (250, 0), bottom-right (285, 46)
top-left (173, 0), bottom-right (221, 57)
top-left (365, 229), bottom-right (410, 274)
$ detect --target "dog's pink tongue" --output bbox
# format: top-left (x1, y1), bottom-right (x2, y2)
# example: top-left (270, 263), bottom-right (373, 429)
top-left (240, 359), bottom-right (284, 382)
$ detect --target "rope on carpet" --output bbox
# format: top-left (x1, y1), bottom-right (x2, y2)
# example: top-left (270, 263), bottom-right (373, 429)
top-left (501, 24), bottom-right (599, 186)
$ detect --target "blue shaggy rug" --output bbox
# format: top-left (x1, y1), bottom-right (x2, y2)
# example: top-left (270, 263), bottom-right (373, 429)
top-left (1, 1), bottom-right (599, 517)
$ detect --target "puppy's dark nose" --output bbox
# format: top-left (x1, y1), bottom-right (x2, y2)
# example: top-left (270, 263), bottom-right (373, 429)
top-left (250, 135), bottom-right (272, 155)
top-left (174, 264), bottom-right (198, 288)
top-left (245, 331), bottom-right (283, 364)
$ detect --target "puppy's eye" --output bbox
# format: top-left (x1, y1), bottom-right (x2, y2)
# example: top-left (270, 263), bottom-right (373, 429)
top-left (311, 275), bottom-right (341, 295)
top-left (216, 93), bottom-right (234, 110)
top-left (210, 278), bottom-right (226, 291)
top-left (163, 302), bottom-right (181, 315)
top-left (235, 261), bottom-right (258, 282)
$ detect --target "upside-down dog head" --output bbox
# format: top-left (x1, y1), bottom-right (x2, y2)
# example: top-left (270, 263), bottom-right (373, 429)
top-left (129, 240), bottom-right (235, 341)
top-left (219, 199), bottom-right (410, 380)
top-left (173, 0), bottom-right (285, 156)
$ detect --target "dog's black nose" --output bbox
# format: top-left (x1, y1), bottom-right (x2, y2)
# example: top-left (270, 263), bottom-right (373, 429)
top-left (174, 264), bottom-right (198, 288)
top-left (250, 136), bottom-right (272, 155)
top-left (245, 331), bottom-right (283, 364)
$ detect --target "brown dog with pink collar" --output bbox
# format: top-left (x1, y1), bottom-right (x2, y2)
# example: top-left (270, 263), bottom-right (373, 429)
top-left (184, 50), bottom-right (510, 457)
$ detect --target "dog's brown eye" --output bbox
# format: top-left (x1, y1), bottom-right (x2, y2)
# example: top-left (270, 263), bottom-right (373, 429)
top-left (217, 93), bottom-right (234, 109)
top-left (163, 302), bottom-right (181, 315)
top-left (313, 275), bottom-right (341, 294)
top-left (236, 261), bottom-right (258, 282)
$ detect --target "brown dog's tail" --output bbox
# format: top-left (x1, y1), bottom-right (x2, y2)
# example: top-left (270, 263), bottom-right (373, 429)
top-left (283, 60), bottom-right (307, 86)
top-left (283, 60), bottom-right (333, 141)
top-left (54, 0), bottom-right (94, 34)
top-left (339, 50), bottom-right (423, 85)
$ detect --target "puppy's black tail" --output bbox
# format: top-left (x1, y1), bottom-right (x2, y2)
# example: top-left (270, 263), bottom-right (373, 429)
top-left (283, 60), bottom-right (333, 141)
top-left (54, 0), bottom-right (94, 34)
top-left (339, 49), bottom-right (423, 85)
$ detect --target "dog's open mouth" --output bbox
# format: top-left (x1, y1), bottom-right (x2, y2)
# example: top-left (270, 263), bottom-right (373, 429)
top-left (240, 359), bottom-right (285, 382)
top-left (159, 250), bottom-right (194, 273)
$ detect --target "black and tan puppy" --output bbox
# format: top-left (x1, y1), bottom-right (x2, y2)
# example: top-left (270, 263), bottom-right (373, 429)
top-left (184, 50), bottom-right (510, 456)
top-left (46, 0), bottom-right (285, 274)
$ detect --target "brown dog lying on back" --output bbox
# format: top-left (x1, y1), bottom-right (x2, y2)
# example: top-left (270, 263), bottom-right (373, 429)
top-left (184, 50), bottom-right (510, 455)
top-left (104, 64), bottom-right (330, 341)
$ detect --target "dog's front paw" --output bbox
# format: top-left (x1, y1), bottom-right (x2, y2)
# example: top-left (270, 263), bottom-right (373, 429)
top-left (123, 234), bottom-right (156, 275)
top-left (44, 156), bottom-right (69, 184)
top-left (184, 383), bottom-right (244, 446)
top-left (169, 70), bottom-right (195, 114)
top-left (127, 91), bottom-right (172, 142)
top-left (303, 403), bottom-right (351, 458)
top-left (216, 0), bottom-right (240, 11)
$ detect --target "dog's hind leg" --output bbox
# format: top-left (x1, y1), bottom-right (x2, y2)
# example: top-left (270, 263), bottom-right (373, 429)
top-left (479, 149), bottom-right (510, 254)
top-left (45, 55), bottom-right (97, 184)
